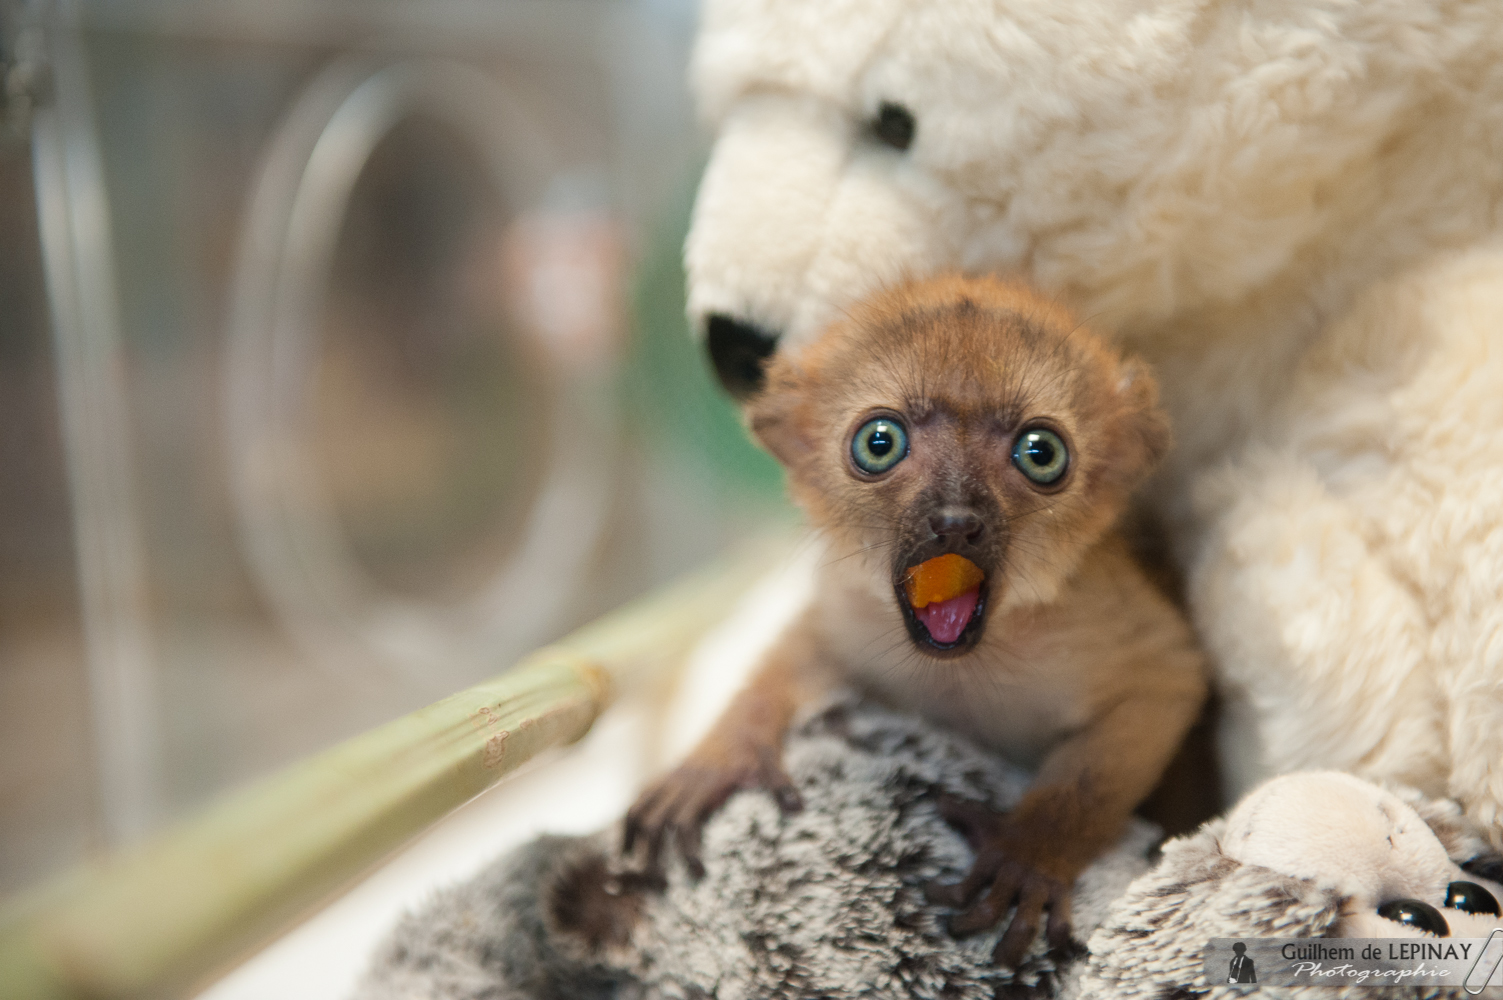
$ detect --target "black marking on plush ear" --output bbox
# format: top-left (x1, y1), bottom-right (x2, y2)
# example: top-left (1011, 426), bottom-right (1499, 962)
top-left (706, 313), bottom-right (780, 400)
top-left (873, 102), bottom-right (916, 151)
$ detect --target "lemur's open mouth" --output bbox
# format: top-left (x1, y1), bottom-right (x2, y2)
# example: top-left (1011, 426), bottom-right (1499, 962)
top-left (897, 553), bottom-right (987, 654)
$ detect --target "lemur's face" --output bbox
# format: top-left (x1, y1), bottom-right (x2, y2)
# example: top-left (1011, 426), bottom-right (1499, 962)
top-left (750, 275), bottom-right (1169, 658)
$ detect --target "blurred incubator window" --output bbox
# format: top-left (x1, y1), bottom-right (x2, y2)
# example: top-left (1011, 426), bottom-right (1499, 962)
top-left (0, 0), bottom-right (786, 899)
top-left (224, 58), bottom-right (614, 689)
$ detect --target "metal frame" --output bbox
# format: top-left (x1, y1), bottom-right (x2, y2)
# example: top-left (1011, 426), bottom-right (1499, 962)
top-left (31, 0), bottom-right (160, 846)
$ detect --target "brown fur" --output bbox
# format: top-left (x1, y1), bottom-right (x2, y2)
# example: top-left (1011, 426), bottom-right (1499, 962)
top-left (624, 275), bottom-right (1207, 966)
top-left (548, 854), bottom-right (652, 954)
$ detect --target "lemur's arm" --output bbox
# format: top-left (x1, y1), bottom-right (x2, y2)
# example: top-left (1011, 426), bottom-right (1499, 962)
top-left (929, 677), bottom-right (1203, 962)
top-left (928, 561), bottom-right (1207, 966)
top-left (623, 616), bottom-right (839, 878)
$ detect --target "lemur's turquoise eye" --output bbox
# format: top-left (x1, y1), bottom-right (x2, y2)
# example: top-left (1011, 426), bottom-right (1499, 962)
top-left (851, 417), bottom-right (908, 474)
top-left (1012, 428), bottom-right (1069, 485)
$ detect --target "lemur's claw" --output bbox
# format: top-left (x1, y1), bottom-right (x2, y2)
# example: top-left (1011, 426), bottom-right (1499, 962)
top-left (622, 750), bottom-right (799, 880)
top-left (927, 793), bottom-right (1075, 969)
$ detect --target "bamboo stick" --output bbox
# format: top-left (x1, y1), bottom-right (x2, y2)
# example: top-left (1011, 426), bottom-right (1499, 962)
top-left (0, 539), bottom-right (785, 1000)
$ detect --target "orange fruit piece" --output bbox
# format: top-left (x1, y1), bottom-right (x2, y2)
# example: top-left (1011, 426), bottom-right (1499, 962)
top-left (903, 553), bottom-right (985, 609)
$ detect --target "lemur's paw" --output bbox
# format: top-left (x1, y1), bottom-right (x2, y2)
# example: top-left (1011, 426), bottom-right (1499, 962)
top-left (622, 746), bottom-right (800, 880)
top-left (923, 793), bottom-right (1075, 968)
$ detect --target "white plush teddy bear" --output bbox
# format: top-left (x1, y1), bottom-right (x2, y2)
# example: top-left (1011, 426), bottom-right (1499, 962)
top-left (682, 0), bottom-right (1503, 838)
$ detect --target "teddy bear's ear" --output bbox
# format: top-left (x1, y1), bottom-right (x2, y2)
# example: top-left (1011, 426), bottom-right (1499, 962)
top-left (706, 314), bottom-right (780, 400)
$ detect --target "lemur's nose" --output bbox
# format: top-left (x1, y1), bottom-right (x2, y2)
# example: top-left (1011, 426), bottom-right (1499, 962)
top-left (929, 510), bottom-right (985, 544)
top-left (705, 313), bottom-right (780, 400)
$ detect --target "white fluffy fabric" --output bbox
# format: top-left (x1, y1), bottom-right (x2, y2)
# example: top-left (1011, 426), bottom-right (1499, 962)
top-left (684, 0), bottom-right (1503, 836)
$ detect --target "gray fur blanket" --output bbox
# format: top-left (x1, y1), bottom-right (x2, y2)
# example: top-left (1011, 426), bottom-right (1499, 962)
top-left (352, 698), bottom-right (1159, 999)
top-left (353, 699), bottom-right (1503, 999)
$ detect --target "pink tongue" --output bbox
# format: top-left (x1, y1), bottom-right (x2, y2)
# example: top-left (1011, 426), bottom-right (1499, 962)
top-left (915, 588), bottom-right (980, 645)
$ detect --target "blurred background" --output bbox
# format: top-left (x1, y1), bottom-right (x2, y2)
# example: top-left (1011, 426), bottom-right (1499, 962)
top-left (0, 0), bottom-right (790, 902)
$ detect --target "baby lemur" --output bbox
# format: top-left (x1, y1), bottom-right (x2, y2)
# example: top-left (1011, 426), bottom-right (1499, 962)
top-left (625, 275), bottom-right (1206, 965)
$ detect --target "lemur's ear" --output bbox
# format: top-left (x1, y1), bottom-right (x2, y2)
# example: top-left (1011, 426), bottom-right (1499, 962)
top-left (1114, 358), bottom-right (1172, 475)
top-left (746, 365), bottom-right (813, 469)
